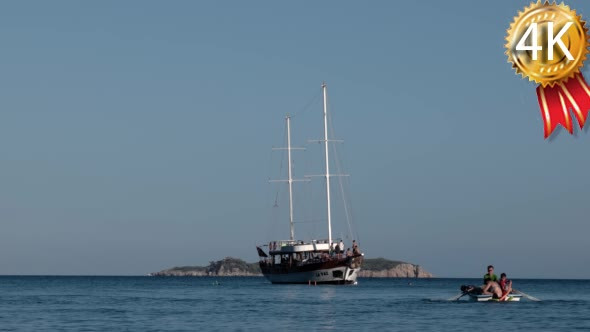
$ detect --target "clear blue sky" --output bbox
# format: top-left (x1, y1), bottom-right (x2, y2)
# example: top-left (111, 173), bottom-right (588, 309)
top-left (1, 1), bottom-right (589, 278)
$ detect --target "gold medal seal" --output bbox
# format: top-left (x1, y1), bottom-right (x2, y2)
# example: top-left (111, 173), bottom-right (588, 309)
top-left (506, 1), bottom-right (589, 87)
top-left (505, 1), bottom-right (590, 138)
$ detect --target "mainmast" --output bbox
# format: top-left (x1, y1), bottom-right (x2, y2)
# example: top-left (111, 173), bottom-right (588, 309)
top-left (286, 115), bottom-right (295, 241)
top-left (322, 82), bottom-right (333, 245)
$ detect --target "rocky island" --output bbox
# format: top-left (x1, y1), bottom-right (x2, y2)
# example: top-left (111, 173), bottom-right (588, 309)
top-left (356, 258), bottom-right (433, 278)
top-left (151, 257), bottom-right (433, 278)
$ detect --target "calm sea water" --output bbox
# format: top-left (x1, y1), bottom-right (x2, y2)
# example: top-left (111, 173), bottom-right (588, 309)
top-left (0, 276), bottom-right (589, 331)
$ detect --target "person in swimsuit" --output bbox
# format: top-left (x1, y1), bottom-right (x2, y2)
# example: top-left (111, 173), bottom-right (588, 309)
top-left (482, 279), bottom-right (503, 298)
top-left (498, 273), bottom-right (513, 301)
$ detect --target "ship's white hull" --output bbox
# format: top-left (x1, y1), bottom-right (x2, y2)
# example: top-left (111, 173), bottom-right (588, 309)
top-left (263, 266), bottom-right (360, 284)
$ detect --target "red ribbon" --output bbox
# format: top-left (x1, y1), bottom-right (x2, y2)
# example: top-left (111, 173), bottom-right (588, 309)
top-left (536, 73), bottom-right (590, 138)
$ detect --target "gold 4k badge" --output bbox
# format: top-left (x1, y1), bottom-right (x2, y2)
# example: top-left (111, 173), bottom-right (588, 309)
top-left (505, 1), bottom-right (590, 138)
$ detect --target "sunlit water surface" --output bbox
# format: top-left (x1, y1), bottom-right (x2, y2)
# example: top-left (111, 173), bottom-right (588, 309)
top-left (0, 277), bottom-right (588, 331)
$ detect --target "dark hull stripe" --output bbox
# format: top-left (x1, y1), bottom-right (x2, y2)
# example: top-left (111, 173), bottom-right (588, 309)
top-left (260, 257), bottom-right (361, 275)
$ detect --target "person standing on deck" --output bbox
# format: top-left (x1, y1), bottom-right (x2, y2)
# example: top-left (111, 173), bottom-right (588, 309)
top-left (352, 240), bottom-right (360, 255)
top-left (338, 240), bottom-right (344, 255)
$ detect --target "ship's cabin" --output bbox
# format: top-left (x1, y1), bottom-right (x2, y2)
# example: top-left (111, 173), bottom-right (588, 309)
top-left (259, 239), bottom-right (349, 267)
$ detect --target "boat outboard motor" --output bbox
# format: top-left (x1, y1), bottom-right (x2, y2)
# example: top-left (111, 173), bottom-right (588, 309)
top-left (460, 285), bottom-right (483, 294)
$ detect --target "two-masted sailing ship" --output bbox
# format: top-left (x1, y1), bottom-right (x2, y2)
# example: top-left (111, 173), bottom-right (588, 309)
top-left (256, 83), bottom-right (363, 284)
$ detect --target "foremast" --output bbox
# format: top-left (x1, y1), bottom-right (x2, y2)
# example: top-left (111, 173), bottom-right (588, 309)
top-left (270, 115), bottom-right (305, 241)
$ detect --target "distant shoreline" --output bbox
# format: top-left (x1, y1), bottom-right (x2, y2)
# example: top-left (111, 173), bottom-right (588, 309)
top-left (149, 257), bottom-right (434, 278)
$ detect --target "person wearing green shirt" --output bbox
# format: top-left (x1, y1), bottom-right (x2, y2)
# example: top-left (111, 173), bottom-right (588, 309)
top-left (483, 265), bottom-right (498, 283)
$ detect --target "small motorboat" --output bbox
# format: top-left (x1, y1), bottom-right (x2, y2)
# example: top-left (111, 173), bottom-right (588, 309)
top-left (460, 285), bottom-right (523, 302)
